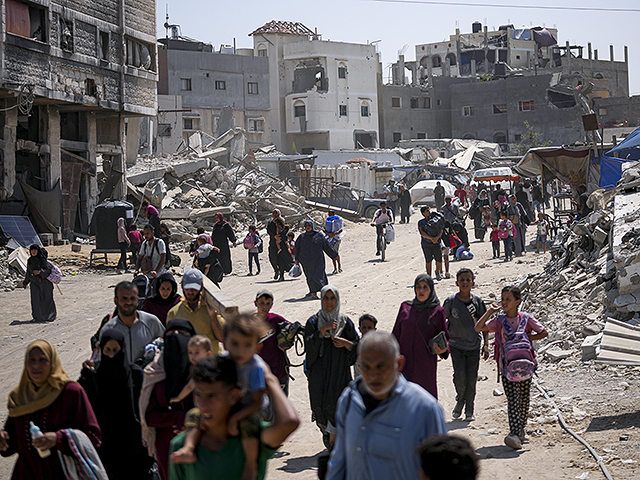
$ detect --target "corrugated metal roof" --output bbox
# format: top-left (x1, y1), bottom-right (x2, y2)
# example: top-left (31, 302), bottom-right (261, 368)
top-left (249, 21), bottom-right (314, 37)
top-left (596, 318), bottom-right (640, 365)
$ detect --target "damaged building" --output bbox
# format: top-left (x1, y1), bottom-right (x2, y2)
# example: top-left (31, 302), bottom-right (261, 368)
top-left (380, 22), bottom-right (629, 149)
top-left (0, 0), bottom-right (157, 240)
top-left (250, 21), bottom-right (380, 154)
top-left (151, 24), bottom-right (271, 156)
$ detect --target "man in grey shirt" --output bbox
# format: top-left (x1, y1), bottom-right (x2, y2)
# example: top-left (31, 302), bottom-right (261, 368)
top-left (443, 268), bottom-right (489, 421)
top-left (100, 280), bottom-right (165, 364)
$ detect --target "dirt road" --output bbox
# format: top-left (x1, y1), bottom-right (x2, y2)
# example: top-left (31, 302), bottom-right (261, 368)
top-left (1, 214), bottom-right (638, 479)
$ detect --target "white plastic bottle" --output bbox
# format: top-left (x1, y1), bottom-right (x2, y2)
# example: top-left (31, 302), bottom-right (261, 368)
top-left (29, 422), bottom-right (51, 458)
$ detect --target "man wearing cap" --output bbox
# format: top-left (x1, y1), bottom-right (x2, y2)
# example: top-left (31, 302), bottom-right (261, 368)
top-left (255, 289), bottom-right (294, 395)
top-left (167, 268), bottom-right (224, 353)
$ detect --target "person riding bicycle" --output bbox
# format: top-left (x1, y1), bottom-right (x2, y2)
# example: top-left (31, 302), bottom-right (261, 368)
top-left (370, 201), bottom-right (394, 256)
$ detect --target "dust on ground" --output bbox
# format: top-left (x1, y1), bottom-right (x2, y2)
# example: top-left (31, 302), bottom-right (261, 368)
top-left (1, 215), bottom-right (639, 480)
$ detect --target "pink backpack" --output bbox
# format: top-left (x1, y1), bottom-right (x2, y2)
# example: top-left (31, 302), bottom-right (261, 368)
top-left (498, 312), bottom-right (537, 382)
top-left (47, 261), bottom-right (62, 284)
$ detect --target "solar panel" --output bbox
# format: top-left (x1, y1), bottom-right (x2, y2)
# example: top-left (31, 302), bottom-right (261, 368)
top-left (0, 216), bottom-right (43, 248)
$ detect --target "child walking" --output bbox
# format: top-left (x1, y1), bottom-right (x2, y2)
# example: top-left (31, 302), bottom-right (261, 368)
top-left (474, 286), bottom-right (548, 450)
top-left (172, 314), bottom-right (270, 480)
top-left (535, 213), bottom-right (549, 254)
top-left (498, 212), bottom-right (514, 262)
top-left (245, 225), bottom-right (262, 276)
top-left (490, 226), bottom-right (500, 259)
top-left (443, 269), bottom-right (489, 422)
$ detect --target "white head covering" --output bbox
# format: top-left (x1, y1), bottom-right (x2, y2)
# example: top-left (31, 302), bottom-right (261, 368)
top-left (317, 285), bottom-right (347, 338)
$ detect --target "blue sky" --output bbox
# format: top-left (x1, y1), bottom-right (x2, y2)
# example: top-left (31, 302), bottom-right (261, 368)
top-left (157, 0), bottom-right (639, 96)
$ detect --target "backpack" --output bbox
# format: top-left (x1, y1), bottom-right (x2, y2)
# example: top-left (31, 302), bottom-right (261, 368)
top-left (498, 313), bottom-right (537, 382)
top-left (243, 234), bottom-right (255, 250)
top-left (46, 261), bottom-right (62, 284)
top-left (170, 253), bottom-right (181, 267)
top-left (423, 211), bottom-right (445, 237)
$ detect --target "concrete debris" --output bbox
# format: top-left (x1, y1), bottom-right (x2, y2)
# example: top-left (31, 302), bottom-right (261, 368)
top-left (1, 248), bottom-right (23, 291)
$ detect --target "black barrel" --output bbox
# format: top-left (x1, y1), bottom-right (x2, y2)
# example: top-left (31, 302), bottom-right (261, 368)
top-left (92, 200), bottom-right (134, 249)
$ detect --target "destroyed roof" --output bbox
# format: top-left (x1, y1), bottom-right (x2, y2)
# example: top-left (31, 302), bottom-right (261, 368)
top-left (249, 21), bottom-right (314, 37)
top-left (346, 157), bottom-right (377, 164)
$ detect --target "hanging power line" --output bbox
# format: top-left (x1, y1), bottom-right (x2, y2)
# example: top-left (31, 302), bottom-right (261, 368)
top-left (366, 0), bottom-right (640, 13)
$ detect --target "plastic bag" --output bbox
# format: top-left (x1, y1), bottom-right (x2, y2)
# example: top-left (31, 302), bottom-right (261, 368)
top-left (409, 205), bottom-right (415, 216)
top-left (289, 263), bottom-right (302, 277)
top-left (385, 224), bottom-right (395, 242)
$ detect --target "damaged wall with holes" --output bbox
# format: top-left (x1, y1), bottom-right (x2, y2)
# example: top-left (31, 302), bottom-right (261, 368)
top-left (0, 0), bottom-right (157, 240)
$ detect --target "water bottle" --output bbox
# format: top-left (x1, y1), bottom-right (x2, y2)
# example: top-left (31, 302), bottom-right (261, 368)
top-left (29, 422), bottom-right (51, 458)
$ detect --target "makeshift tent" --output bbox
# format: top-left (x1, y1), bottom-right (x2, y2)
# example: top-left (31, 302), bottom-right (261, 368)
top-left (598, 156), bottom-right (630, 189)
top-left (605, 126), bottom-right (640, 160)
top-left (514, 146), bottom-right (591, 187)
top-left (17, 179), bottom-right (62, 234)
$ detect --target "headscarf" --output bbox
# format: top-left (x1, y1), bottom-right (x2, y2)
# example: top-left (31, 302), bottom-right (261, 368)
top-left (151, 272), bottom-right (180, 306)
top-left (27, 244), bottom-right (48, 272)
top-left (8, 340), bottom-right (73, 417)
top-left (96, 329), bottom-right (137, 422)
top-left (317, 285), bottom-right (347, 338)
top-left (303, 219), bottom-right (316, 236)
top-left (272, 209), bottom-right (282, 217)
top-left (197, 233), bottom-right (213, 246)
top-left (145, 205), bottom-right (159, 216)
top-left (163, 318), bottom-right (195, 403)
top-left (117, 217), bottom-right (128, 243)
top-left (407, 274), bottom-right (440, 312)
top-left (214, 213), bottom-right (228, 225)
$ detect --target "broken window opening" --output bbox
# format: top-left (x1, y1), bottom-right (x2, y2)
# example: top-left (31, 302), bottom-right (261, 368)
top-left (215, 80), bottom-right (226, 90)
top-left (392, 132), bottom-right (402, 143)
top-left (355, 133), bottom-right (375, 148)
top-left (180, 78), bottom-right (192, 91)
top-left (6, 0), bottom-right (46, 42)
top-left (99, 31), bottom-right (109, 61)
top-left (158, 124), bottom-right (172, 137)
top-left (493, 132), bottom-right (507, 144)
top-left (547, 91), bottom-right (576, 109)
top-left (493, 103), bottom-right (507, 114)
top-left (183, 117), bottom-right (200, 130)
top-left (463, 133), bottom-right (476, 139)
top-left (432, 56), bottom-right (442, 68)
top-left (410, 98), bottom-right (419, 109)
top-left (60, 17), bottom-right (73, 52)
top-left (416, 132), bottom-right (427, 139)
top-left (445, 53), bottom-right (456, 66)
top-left (85, 78), bottom-right (97, 97)
top-left (248, 119), bottom-right (264, 133)
top-left (60, 112), bottom-right (81, 141)
top-left (293, 64), bottom-right (327, 93)
top-left (248, 82), bottom-right (259, 94)
top-left (339, 105), bottom-right (347, 117)
top-left (16, 107), bottom-right (39, 142)
top-left (125, 37), bottom-right (155, 72)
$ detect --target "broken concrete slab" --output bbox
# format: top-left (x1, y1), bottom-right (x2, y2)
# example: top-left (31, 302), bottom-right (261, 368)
top-left (188, 207), bottom-right (235, 221)
top-left (545, 348), bottom-right (574, 362)
top-left (581, 333), bottom-right (603, 361)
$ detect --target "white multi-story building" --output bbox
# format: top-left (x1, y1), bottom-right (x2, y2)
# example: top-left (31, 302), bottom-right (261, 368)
top-left (250, 21), bottom-right (380, 154)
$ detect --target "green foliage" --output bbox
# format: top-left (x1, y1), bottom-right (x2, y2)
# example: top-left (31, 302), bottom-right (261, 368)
top-left (513, 121), bottom-right (552, 156)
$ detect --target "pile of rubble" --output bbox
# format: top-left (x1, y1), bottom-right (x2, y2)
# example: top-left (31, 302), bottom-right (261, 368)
top-left (523, 161), bottom-right (640, 365)
top-left (0, 248), bottom-right (23, 292)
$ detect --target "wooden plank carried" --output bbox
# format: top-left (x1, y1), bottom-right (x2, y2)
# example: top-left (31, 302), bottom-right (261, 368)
top-left (201, 275), bottom-right (239, 321)
top-left (596, 318), bottom-right (640, 366)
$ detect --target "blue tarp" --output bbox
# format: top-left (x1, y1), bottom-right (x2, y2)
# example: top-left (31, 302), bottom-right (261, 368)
top-left (599, 156), bottom-right (632, 189)
top-left (606, 126), bottom-right (640, 159)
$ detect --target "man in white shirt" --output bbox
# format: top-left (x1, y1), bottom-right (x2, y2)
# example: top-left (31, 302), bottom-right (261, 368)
top-left (134, 224), bottom-right (167, 278)
top-left (370, 202), bottom-right (394, 256)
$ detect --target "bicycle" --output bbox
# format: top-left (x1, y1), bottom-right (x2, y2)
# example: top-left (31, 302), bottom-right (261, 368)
top-left (371, 221), bottom-right (389, 261)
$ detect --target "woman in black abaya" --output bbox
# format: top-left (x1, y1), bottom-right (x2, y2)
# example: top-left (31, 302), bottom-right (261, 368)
top-left (22, 244), bottom-right (56, 322)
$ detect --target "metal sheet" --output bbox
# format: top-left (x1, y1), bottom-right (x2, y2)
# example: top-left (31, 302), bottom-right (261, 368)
top-left (596, 318), bottom-right (640, 366)
top-left (0, 216), bottom-right (43, 247)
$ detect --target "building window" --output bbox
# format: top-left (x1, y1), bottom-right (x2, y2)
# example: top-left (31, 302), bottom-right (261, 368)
top-left (598, 108), bottom-right (608, 116)
top-left (180, 78), bottom-right (192, 91)
top-left (294, 102), bottom-right (306, 118)
top-left (393, 132), bottom-right (402, 143)
top-left (213, 115), bottom-right (220, 133)
top-left (248, 82), bottom-right (259, 94)
top-left (411, 98), bottom-right (431, 109)
top-left (410, 98), bottom-right (419, 109)
top-left (125, 37), bottom-right (155, 71)
top-left (462, 106), bottom-right (474, 117)
top-left (158, 124), bottom-right (172, 137)
top-left (215, 80), bottom-right (226, 90)
top-left (446, 53), bottom-right (456, 66)
top-left (338, 66), bottom-right (347, 79)
top-left (361, 104), bottom-right (370, 117)
top-left (6, 0), bottom-right (47, 42)
top-left (257, 45), bottom-right (267, 57)
top-left (594, 73), bottom-right (604, 79)
top-left (339, 105), bottom-right (347, 116)
top-left (518, 100), bottom-right (534, 112)
top-left (437, 99), bottom-right (442, 106)
top-left (60, 17), bottom-right (73, 52)
top-left (248, 119), bottom-right (264, 133)
top-left (417, 133), bottom-right (427, 139)
top-left (493, 132), bottom-right (507, 144)
top-left (432, 56), bottom-right (442, 68)
top-left (391, 97), bottom-right (401, 108)
top-left (514, 134), bottom-right (522, 141)
top-left (183, 117), bottom-right (200, 130)
top-left (99, 31), bottom-right (109, 61)
top-left (493, 103), bottom-right (507, 114)
top-left (423, 98), bottom-right (431, 109)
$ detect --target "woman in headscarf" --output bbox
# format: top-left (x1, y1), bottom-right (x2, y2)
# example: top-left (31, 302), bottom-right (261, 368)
top-left (392, 274), bottom-right (449, 399)
top-left (145, 204), bottom-right (162, 238)
top-left (140, 318), bottom-right (195, 480)
top-left (471, 190), bottom-right (491, 241)
top-left (266, 209), bottom-right (283, 279)
top-left (295, 220), bottom-right (338, 299)
top-left (274, 219), bottom-right (294, 281)
top-left (211, 213), bottom-right (237, 275)
top-left (0, 340), bottom-right (101, 479)
top-left (79, 330), bottom-right (152, 480)
top-left (141, 272), bottom-right (182, 325)
top-left (22, 244), bottom-right (56, 322)
top-left (304, 285), bottom-right (359, 449)
top-left (117, 217), bottom-right (131, 271)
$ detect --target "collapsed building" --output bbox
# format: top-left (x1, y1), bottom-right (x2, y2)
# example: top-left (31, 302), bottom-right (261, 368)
top-left (380, 21), bottom-right (630, 149)
top-left (0, 0), bottom-right (157, 240)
